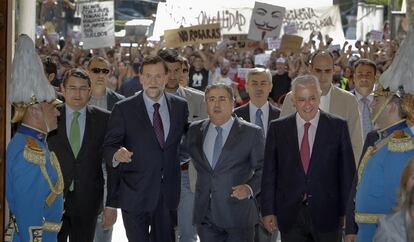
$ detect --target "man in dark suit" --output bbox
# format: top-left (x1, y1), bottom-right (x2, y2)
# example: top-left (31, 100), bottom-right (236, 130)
top-left (102, 55), bottom-right (189, 242)
top-left (87, 56), bottom-right (125, 111)
top-left (261, 74), bottom-right (356, 242)
top-left (234, 67), bottom-right (280, 242)
top-left (87, 56), bottom-right (125, 242)
top-left (235, 67), bottom-right (280, 137)
top-left (48, 68), bottom-right (110, 242)
top-left (181, 83), bottom-right (264, 242)
top-left (118, 62), bottom-right (143, 98)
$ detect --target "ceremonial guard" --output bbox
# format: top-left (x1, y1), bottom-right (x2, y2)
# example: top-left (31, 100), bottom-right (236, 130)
top-left (5, 35), bottom-right (64, 242)
top-left (348, 2), bottom-right (414, 239)
top-left (352, 87), bottom-right (414, 242)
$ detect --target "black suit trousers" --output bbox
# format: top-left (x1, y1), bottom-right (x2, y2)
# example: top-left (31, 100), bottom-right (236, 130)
top-left (122, 193), bottom-right (176, 242)
top-left (57, 192), bottom-right (98, 242)
top-left (280, 204), bottom-right (342, 242)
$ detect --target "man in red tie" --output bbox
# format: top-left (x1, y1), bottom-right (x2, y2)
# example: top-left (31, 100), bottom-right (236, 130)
top-left (260, 74), bottom-right (356, 242)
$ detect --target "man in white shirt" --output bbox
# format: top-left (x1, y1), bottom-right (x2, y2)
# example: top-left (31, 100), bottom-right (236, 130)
top-left (281, 50), bottom-right (363, 163)
top-left (261, 74), bottom-right (355, 242)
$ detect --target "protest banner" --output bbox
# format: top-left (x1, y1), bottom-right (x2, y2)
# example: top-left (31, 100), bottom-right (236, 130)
top-left (279, 35), bottom-right (303, 54)
top-left (152, 2), bottom-right (343, 44)
top-left (80, 1), bottom-right (115, 49)
top-left (248, 2), bottom-right (285, 41)
top-left (164, 23), bottom-right (221, 48)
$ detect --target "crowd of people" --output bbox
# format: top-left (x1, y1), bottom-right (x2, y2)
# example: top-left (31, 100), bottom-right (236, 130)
top-left (5, 9), bottom-right (414, 242)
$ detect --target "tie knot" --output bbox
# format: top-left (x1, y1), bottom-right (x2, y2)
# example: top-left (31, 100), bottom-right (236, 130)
top-left (256, 109), bottom-right (263, 116)
top-left (361, 97), bottom-right (369, 104)
top-left (153, 103), bottom-right (160, 111)
top-left (304, 122), bottom-right (311, 130)
top-left (215, 126), bottom-right (222, 134)
top-left (73, 111), bottom-right (80, 119)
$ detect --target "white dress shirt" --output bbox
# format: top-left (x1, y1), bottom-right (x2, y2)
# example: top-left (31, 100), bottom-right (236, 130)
top-left (319, 86), bottom-right (332, 112)
top-left (248, 101), bottom-right (270, 137)
top-left (142, 92), bottom-right (170, 140)
top-left (296, 110), bottom-right (320, 157)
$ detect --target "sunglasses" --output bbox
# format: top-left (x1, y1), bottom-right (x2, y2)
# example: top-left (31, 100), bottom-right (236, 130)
top-left (90, 67), bottom-right (110, 74)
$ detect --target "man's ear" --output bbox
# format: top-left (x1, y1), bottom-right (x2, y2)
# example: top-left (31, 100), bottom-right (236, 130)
top-left (48, 73), bottom-right (56, 82)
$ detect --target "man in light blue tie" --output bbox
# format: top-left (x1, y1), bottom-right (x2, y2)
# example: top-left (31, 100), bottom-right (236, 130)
top-left (234, 68), bottom-right (280, 242)
top-left (351, 59), bottom-right (376, 141)
top-left (181, 83), bottom-right (265, 242)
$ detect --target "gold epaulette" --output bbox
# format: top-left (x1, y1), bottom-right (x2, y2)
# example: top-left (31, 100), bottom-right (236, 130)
top-left (24, 137), bottom-right (46, 165)
top-left (355, 212), bottom-right (384, 224)
top-left (388, 130), bottom-right (414, 152)
top-left (23, 138), bottom-right (64, 207)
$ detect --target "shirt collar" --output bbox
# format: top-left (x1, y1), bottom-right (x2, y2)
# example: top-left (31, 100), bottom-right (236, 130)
top-left (296, 110), bottom-right (320, 128)
top-left (249, 101), bottom-right (269, 111)
top-left (211, 116), bottom-right (235, 131)
top-left (355, 90), bottom-right (373, 102)
top-left (143, 91), bottom-right (166, 109)
top-left (65, 104), bottom-right (87, 117)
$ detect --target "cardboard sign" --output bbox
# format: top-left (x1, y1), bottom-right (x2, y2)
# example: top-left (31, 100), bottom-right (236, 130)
top-left (248, 2), bottom-right (285, 41)
top-left (283, 23), bottom-right (298, 34)
top-left (80, 1), bottom-right (115, 49)
top-left (369, 30), bottom-right (383, 42)
top-left (164, 23), bottom-right (221, 48)
top-left (267, 37), bottom-right (281, 50)
top-left (225, 34), bottom-right (260, 49)
top-left (279, 35), bottom-right (303, 54)
top-left (254, 53), bottom-right (271, 66)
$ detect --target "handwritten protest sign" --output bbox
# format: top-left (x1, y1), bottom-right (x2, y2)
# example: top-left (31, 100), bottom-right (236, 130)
top-left (164, 23), bottom-right (221, 48)
top-left (267, 37), bottom-right (281, 50)
top-left (248, 2), bottom-right (285, 41)
top-left (81, 1), bottom-right (115, 49)
top-left (369, 30), bottom-right (383, 42)
top-left (279, 35), bottom-right (303, 54)
top-left (225, 34), bottom-right (260, 50)
top-left (283, 23), bottom-right (298, 35)
top-left (255, 53), bottom-right (271, 66)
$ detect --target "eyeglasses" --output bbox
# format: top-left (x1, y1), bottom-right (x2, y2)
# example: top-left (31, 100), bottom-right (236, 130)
top-left (90, 67), bottom-right (110, 74)
top-left (65, 86), bottom-right (91, 93)
top-left (207, 96), bottom-right (230, 103)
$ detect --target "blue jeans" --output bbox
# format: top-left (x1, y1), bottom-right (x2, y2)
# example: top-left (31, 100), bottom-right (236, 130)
top-left (177, 171), bottom-right (198, 242)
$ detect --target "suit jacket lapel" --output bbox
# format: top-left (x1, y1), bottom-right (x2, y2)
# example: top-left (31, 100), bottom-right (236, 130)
top-left (57, 105), bottom-right (76, 160)
top-left (286, 115), bottom-right (302, 171)
top-left (308, 112), bottom-right (327, 175)
top-left (197, 120), bottom-right (213, 171)
top-left (329, 86), bottom-right (339, 113)
top-left (165, 93), bottom-right (177, 148)
top-left (214, 117), bottom-right (242, 170)
top-left (133, 93), bottom-right (160, 147)
top-left (77, 106), bottom-right (92, 158)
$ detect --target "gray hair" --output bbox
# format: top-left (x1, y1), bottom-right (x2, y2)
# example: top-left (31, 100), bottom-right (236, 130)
top-left (291, 74), bottom-right (322, 97)
top-left (247, 68), bottom-right (272, 84)
top-left (205, 83), bottom-right (234, 101)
